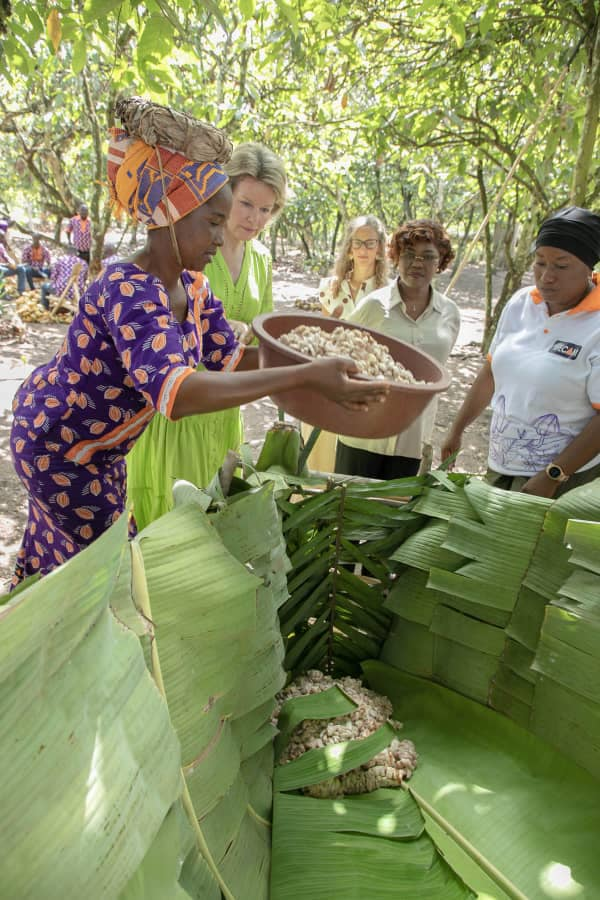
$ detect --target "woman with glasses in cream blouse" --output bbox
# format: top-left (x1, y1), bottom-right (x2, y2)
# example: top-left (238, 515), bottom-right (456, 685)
top-left (335, 219), bottom-right (460, 479)
top-left (318, 215), bottom-right (389, 317)
top-left (302, 215), bottom-right (389, 472)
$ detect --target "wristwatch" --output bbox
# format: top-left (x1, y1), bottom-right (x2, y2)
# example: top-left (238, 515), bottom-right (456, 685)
top-left (545, 463), bottom-right (570, 483)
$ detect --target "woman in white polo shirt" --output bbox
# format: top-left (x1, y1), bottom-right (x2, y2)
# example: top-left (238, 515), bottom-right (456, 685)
top-left (335, 219), bottom-right (461, 479)
top-left (442, 205), bottom-right (600, 498)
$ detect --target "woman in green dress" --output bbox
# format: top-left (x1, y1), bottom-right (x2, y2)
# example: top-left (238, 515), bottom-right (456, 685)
top-left (126, 143), bottom-right (287, 528)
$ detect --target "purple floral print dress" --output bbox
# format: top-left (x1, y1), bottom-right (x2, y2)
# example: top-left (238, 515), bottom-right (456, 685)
top-left (10, 262), bottom-right (241, 587)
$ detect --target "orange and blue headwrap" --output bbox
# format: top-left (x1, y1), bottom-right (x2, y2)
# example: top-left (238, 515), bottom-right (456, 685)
top-left (107, 127), bottom-right (228, 229)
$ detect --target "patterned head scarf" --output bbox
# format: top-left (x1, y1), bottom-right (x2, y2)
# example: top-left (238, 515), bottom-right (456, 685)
top-left (107, 128), bottom-right (229, 229)
top-left (536, 205), bottom-right (600, 269)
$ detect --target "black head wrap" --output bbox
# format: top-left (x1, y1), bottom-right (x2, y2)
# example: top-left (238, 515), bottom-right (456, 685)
top-left (535, 205), bottom-right (600, 269)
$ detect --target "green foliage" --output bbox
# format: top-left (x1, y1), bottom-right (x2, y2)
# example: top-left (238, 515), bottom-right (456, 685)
top-left (0, 0), bottom-right (598, 342)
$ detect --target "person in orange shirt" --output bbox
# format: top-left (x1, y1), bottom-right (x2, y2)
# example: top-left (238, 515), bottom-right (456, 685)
top-left (66, 203), bottom-right (92, 262)
top-left (22, 233), bottom-right (52, 289)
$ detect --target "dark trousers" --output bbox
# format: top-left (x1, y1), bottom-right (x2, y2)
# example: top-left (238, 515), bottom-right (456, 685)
top-left (485, 464), bottom-right (600, 499)
top-left (335, 441), bottom-right (420, 480)
top-left (76, 250), bottom-right (90, 263)
top-left (25, 265), bottom-right (51, 290)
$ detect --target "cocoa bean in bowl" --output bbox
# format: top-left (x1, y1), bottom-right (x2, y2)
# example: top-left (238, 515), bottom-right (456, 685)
top-left (251, 311), bottom-right (450, 439)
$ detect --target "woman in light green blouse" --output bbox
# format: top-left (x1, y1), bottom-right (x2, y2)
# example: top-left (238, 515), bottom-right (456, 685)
top-left (126, 143), bottom-right (287, 528)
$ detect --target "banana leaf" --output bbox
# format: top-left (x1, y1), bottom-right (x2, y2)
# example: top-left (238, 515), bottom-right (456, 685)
top-left (279, 574), bottom-right (332, 635)
top-left (526, 515), bottom-right (600, 781)
top-left (241, 743), bottom-right (275, 820)
top-left (0, 515), bottom-right (184, 899)
top-left (279, 479), bottom-right (405, 675)
top-left (273, 685), bottom-right (358, 760)
top-left (380, 618), bottom-right (436, 677)
top-left (487, 682), bottom-right (532, 730)
top-left (223, 811), bottom-right (271, 896)
top-left (413, 485), bottom-right (480, 521)
top-left (433, 638), bottom-right (498, 704)
top-left (364, 661), bottom-right (600, 899)
top-left (131, 483), bottom-right (291, 900)
top-left (270, 791), bottom-right (474, 899)
top-left (430, 605), bottom-right (506, 657)
top-left (504, 586), bottom-right (548, 651)
top-left (274, 722), bottom-right (398, 792)
top-left (499, 640), bottom-right (536, 683)
top-left (385, 568), bottom-right (443, 626)
top-left (391, 520), bottom-right (467, 571)
top-left (338, 536), bottom-right (393, 580)
top-left (490, 665), bottom-right (535, 706)
top-left (120, 802), bottom-right (197, 900)
top-left (279, 573), bottom-right (328, 627)
top-left (427, 566), bottom-right (516, 615)
top-left (565, 519), bottom-right (600, 574)
top-left (519, 487), bottom-right (597, 605)
top-left (269, 674), bottom-right (473, 899)
top-left (386, 567), bottom-right (510, 629)
top-left (531, 674), bottom-right (600, 780)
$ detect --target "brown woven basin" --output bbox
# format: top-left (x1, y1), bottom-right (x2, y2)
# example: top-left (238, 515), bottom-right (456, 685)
top-left (252, 312), bottom-right (450, 439)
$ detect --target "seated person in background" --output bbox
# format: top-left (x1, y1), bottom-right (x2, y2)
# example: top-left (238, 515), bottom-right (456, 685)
top-left (99, 243), bottom-right (121, 269)
top-left (87, 243), bottom-right (121, 281)
top-left (22, 233), bottom-right (52, 289)
top-left (0, 228), bottom-right (27, 294)
top-left (65, 203), bottom-right (92, 263)
top-left (40, 251), bottom-right (88, 309)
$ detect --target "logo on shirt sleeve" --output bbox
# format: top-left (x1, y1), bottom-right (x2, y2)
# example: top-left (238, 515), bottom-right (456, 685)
top-left (548, 340), bottom-right (582, 360)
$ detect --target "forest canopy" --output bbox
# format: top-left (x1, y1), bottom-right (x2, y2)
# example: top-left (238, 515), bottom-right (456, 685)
top-left (1, 0), bottom-right (599, 343)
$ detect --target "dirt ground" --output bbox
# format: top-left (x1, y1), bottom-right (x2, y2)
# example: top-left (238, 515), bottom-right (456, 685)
top-left (0, 257), bottom-right (500, 589)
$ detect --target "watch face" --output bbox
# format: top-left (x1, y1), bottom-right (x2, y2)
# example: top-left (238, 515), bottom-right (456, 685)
top-left (548, 466), bottom-right (561, 479)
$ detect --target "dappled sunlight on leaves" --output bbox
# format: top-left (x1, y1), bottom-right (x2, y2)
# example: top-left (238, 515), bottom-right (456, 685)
top-left (538, 862), bottom-right (584, 898)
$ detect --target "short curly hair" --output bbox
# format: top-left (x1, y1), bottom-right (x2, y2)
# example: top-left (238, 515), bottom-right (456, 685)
top-left (389, 219), bottom-right (454, 272)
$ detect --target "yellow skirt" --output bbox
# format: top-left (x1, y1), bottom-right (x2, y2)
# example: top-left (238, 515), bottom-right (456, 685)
top-left (300, 423), bottom-right (338, 474)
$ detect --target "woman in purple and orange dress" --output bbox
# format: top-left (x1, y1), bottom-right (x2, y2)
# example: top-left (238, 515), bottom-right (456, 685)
top-left (9, 99), bottom-right (389, 589)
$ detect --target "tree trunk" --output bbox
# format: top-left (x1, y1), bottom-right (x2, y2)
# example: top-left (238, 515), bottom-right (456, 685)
top-left (476, 161), bottom-right (494, 341)
top-left (570, 10), bottom-right (600, 204)
top-left (451, 204), bottom-right (475, 275)
top-left (482, 214), bottom-right (538, 353)
top-left (330, 211), bottom-right (342, 261)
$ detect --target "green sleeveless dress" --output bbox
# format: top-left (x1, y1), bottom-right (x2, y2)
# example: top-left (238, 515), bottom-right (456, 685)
top-left (126, 240), bottom-right (273, 529)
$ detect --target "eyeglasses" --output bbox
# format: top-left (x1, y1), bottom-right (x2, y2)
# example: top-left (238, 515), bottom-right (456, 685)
top-left (400, 251), bottom-right (439, 265)
top-left (351, 239), bottom-right (379, 250)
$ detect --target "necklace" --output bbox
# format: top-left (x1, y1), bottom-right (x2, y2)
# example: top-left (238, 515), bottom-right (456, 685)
top-left (348, 278), bottom-right (366, 298)
top-left (398, 278), bottom-right (429, 317)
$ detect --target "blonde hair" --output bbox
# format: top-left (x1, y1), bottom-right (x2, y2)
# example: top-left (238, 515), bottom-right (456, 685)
top-left (225, 142), bottom-right (287, 214)
top-left (330, 215), bottom-right (388, 299)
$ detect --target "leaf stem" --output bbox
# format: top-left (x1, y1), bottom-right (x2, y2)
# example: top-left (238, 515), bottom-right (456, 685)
top-left (130, 539), bottom-right (236, 900)
top-left (409, 786), bottom-right (529, 900)
top-left (327, 483), bottom-right (346, 674)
